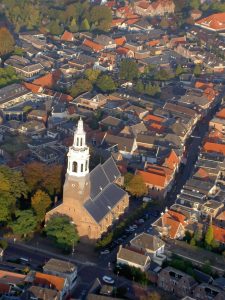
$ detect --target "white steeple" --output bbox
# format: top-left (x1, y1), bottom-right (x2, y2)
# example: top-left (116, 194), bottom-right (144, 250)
top-left (67, 118), bottom-right (90, 177)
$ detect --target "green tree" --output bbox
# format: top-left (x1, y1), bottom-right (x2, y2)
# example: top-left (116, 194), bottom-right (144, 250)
top-left (70, 78), bottom-right (92, 98)
top-left (175, 64), bottom-right (184, 76)
top-left (144, 83), bottom-right (161, 96)
top-left (202, 260), bottom-right (212, 275)
top-left (89, 6), bottom-right (112, 32)
top-left (69, 18), bottom-right (78, 33)
top-left (124, 172), bottom-right (134, 188)
top-left (126, 174), bottom-right (148, 197)
top-left (31, 190), bottom-right (51, 221)
top-left (135, 80), bottom-right (144, 94)
top-left (154, 69), bottom-right (174, 81)
top-left (80, 18), bottom-right (90, 31)
top-left (49, 21), bottom-right (63, 35)
top-left (160, 17), bottom-right (169, 28)
top-left (45, 215), bottom-right (79, 252)
top-left (0, 27), bottom-right (15, 59)
top-left (84, 68), bottom-right (101, 83)
top-left (120, 59), bottom-right (139, 81)
top-left (0, 67), bottom-right (19, 88)
top-left (0, 165), bottom-right (27, 200)
top-left (190, 0), bottom-right (200, 9)
top-left (0, 193), bottom-right (15, 223)
top-left (184, 230), bottom-right (192, 243)
top-left (10, 210), bottom-right (37, 238)
top-left (0, 239), bottom-right (8, 250)
top-left (190, 238), bottom-right (196, 246)
top-left (193, 64), bottom-right (201, 76)
top-left (96, 75), bottom-right (116, 93)
top-left (205, 224), bottom-right (214, 246)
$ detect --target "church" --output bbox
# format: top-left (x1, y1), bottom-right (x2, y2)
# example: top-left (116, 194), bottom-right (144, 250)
top-left (46, 118), bottom-right (129, 240)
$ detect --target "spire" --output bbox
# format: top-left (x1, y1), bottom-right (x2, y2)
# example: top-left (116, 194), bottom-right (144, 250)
top-left (68, 118), bottom-right (90, 177)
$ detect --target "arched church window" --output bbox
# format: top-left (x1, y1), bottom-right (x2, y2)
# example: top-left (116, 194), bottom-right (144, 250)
top-left (85, 160), bottom-right (88, 171)
top-left (72, 161), bottom-right (77, 172)
top-left (81, 164), bottom-right (83, 172)
top-left (80, 138), bottom-right (83, 146)
top-left (76, 138), bottom-right (79, 146)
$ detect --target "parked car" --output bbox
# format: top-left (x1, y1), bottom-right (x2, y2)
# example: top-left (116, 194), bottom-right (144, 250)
top-left (102, 276), bottom-right (115, 284)
top-left (143, 196), bottom-right (152, 203)
top-left (138, 218), bottom-right (145, 224)
top-left (100, 249), bottom-right (110, 255)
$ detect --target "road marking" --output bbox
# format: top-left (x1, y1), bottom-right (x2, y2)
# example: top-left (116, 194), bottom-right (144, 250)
top-left (191, 135), bottom-right (201, 139)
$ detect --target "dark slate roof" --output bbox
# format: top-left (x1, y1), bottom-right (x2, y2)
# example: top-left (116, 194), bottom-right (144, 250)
top-left (84, 183), bottom-right (126, 223)
top-left (102, 157), bottom-right (121, 183)
top-left (83, 156), bottom-right (126, 223)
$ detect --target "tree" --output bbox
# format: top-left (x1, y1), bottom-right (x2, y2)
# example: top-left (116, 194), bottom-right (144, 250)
top-left (190, 0), bottom-right (200, 9)
top-left (80, 18), bottom-right (90, 31)
top-left (84, 69), bottom-right (101, 83)
top-left (119, 59), bottom-right (139, 81)
top-left (10, 210), bottom-right (37, 238)
top-left (135, 80), bottom-right (144, 94)
top-left (0, 165), bottom-right (27, 200)
top-left (0, 193), bottom-right (15, 223)
top-left (0, 67), bottom-right (20, 88)
top-left (125, 175), bottom-right (148, 197)
top-left (49, 21), bottom-right (63, 35)
top-left (89, 6), bottom-right (112, 32)
top-left (31, 190), bottom-right (51, 221)
top-left (124, 172), bottom-right (134, 188)
top-left (45, 215), bottom-right (79, 252)
top-left (184, 230), bottom-right (192, 243)
top-left (23, 163), bottom-right (63, 196)
top-left (154, 69), bottom-right (174, 81)
top-left (193, 64), bottom-right (201, 76)
top-left (202, 260), bottom-right (212, 275)
top-left (205, 224), bottom-right (214, 246)
top-left (69, 18), bottom-right (78, 33)
top-left (96, 75), bottom-right (116, 93)
top-left (175, 64), bottom-right (184, 76)
top-left (70, 79), bottom-right (92, 98)
top-left (0, 27), bottom-right (15, 58)
top-left (144, 83), bottom-right (161, 96)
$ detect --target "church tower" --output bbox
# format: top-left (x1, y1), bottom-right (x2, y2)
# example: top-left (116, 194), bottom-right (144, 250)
top-left (67, 118), bottom-right (90, 177)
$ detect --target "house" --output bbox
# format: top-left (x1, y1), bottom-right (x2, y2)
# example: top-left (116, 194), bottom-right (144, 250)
top-left (117, 245), bottom-right (151, 271)
top-left (43, 259), bottom-right (77, 291)
top-left (61, 30), bottom-right (75, 42)
top-left (209, 117), bottom-right (225, 134)
top-left (152, 209), bottom-right (186, 239)
top-left (136, 164), bottom-right (174, 200)
top-left (193, 283), bottom-right (225, 300)
top-left (102, 133), bottom-right (137, 158)
top-left (22, 286), bottom-right (60, 300)
top-left (18, 120), bottom-right (46, 135)
top-left (76, 93), bottom-right (107, 111)
top-left (46, 119), bottom-right (129, 240)
top-left (203, 142), bottom-right (225, 156)
top-left (130, 233), bottom-right (165, 258)
top-left (134, 0), bottom-right (175, 17)
top-left (200, 200), bottom-right (224, 218)
top-left (83, 39), bottom-right (104, 52)
top-left (25, 271), bottom-right (69, 300)
top-left (94, 35), bottom-right (116, 49)
top-left (158, 267), bottom-right (197, 298)
top-left (125, 105), bottom-right (149, 120)
top-left (99, 116), bottom-right (123, 132)
top-left (212, 225), bottom-right (225, 244)
top-left (0, 83), bottom-right (30, 109)
top-left (0, 270), bottom-right (26, 296)
top-left (195, 13), bottom-right (225, 32)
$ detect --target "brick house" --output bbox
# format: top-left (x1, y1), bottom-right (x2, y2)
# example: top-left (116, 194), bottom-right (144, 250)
top-left (134, 0), bottom-right (175, 17)
top-left (158, 267), bottom-right (197, 298)
top-left (193, 283), bottom-right (225, 300)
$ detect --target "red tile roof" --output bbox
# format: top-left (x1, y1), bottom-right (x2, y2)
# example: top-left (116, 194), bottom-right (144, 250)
top-left (167, 209), bottom-right (186, 225)
top-left (147, 40), bottom-right (160, 47)
top-left (61, 30), bottom-right (74, 42)
top-left (212, 225), bottom-right (225, 243)
top-left (195, 81), bottom-right (214, 89)
top-left (83, 39), bottom-right (104, 52)
top-left (114, 36), bottom-right (126, 46)
top-left (162, 212), bottom-right (183, 239)
top-left (137, 164), bottom-right (172, 188)
top-left (216, 108), bottom-right (225, 119)
top-left (164, 149), bottom-right (179, 170)
top-left (23, 82), bottom-right (43, 93)
top-left (195, 167), bottom-right (209, 180)
top-left (143, 114), bottom-right (164, 123)
top-left (203, 142), bottom-right (225, 156)
top-left (34, 272), bottom-right (65, 292)
top-left (196, 13), bottom-right (225, 31)
top-left (33, 70), bottom-right (62, 89)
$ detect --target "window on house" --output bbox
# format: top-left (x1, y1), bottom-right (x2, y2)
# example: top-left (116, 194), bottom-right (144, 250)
top-left (73, 161), bottom-right (77, 172)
